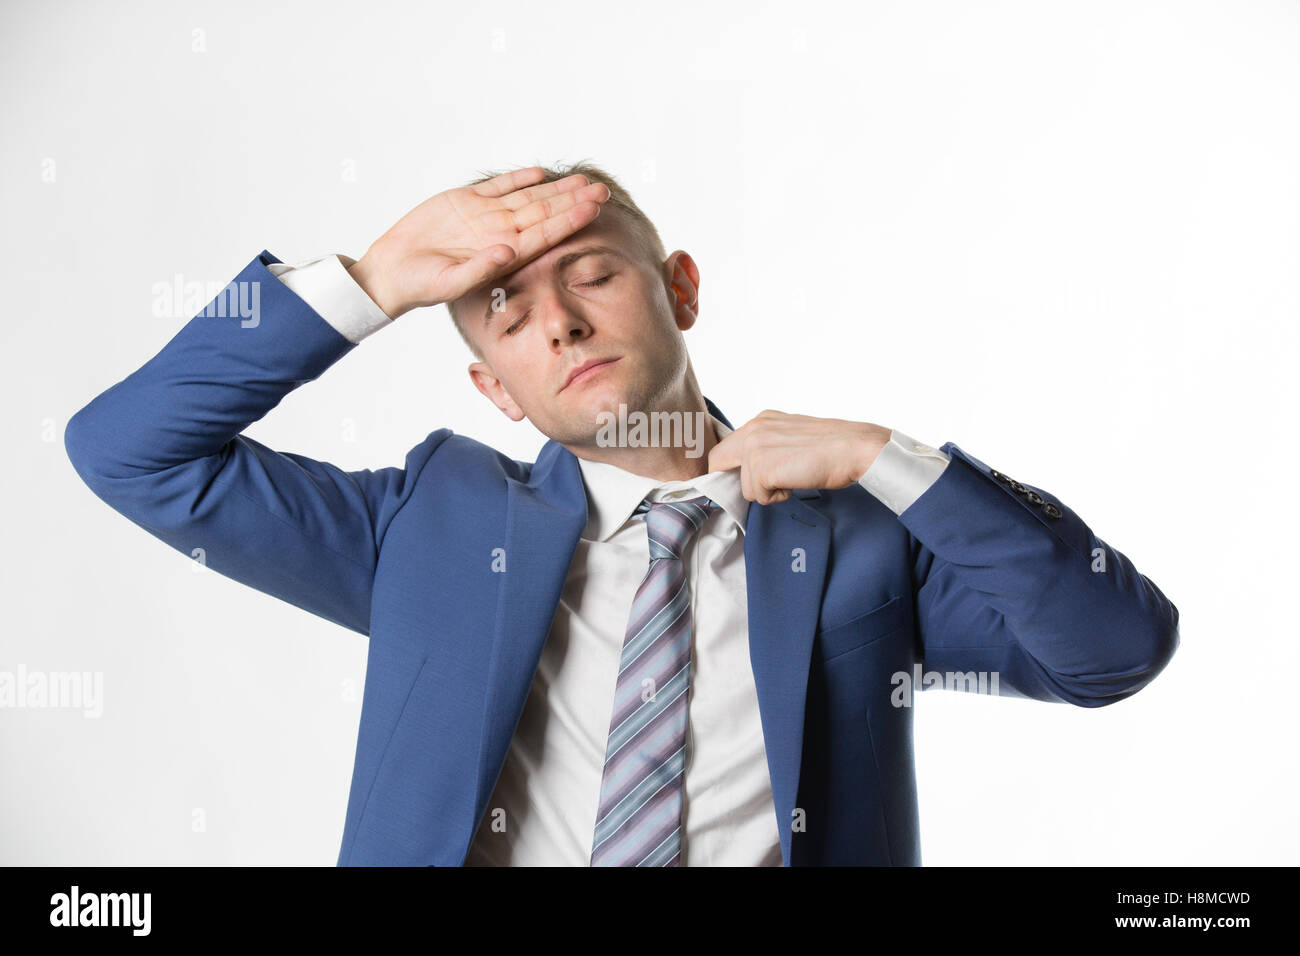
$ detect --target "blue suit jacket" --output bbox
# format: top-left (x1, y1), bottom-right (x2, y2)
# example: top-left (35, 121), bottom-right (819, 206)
top-left (65, 251), bottom-right (1180, 865)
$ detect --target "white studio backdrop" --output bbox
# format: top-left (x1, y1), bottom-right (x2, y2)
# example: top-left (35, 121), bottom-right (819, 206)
top-left (1, 0), bottom-right (1296, 865)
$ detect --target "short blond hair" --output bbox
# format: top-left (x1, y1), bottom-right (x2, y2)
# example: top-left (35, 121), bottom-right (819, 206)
top-left (447, 159), bottom-right (667, 357)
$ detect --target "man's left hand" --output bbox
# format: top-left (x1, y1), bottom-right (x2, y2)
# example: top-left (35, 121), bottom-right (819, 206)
top-left (708, 410), bottom-right (891, 504)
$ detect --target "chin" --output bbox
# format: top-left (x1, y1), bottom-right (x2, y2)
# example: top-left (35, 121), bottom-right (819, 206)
top-left (569, 379), bottom-right (633, 416)
top-left (547, 391), bottom-right (627, 445)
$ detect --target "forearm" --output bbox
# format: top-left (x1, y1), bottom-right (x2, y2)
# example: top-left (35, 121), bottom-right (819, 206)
top-left (905, 445), bottom-right (1180, 704)
top-left (66, 250), bottom-right (355, 482)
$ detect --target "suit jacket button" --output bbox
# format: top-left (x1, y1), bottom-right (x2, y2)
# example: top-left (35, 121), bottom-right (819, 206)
top-left (1009, 480), bottom-right (1027, 494)
top-left (1026, 490), bottom-right (1044, 505)
top-left (991, 469), bottom-right (1011, 483)
top-left (1042, 503), bottom-right (1062, 518)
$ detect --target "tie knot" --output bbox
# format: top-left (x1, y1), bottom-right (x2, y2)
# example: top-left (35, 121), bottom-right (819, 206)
top-left (635, 494), bottom-right (717, 560)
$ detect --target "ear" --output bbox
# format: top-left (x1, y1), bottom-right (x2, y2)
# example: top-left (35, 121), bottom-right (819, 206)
top-left (663, 251), bottom-right (700, 331)
top-left (468, 361), bottom-right (526, 422)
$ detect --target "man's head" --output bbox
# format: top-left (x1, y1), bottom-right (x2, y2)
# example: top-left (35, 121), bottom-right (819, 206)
top-left (448, 161), bottom-right (704, 450)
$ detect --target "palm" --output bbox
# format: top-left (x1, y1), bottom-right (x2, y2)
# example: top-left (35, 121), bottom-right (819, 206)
top-left (377, 168), bottom-right (610, 310)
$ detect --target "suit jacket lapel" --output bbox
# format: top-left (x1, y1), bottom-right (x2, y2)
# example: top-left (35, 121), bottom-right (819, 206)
top-left (743, 490), bottom-right (830, 865)
top-left (710, 395), bottom-right (831, 864)
top-left (470, 439), bottom-right (588, 832)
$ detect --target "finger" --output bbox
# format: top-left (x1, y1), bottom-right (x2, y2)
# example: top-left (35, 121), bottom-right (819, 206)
top-left (471, 166), bottom-right (547, 199)
top-left (497, 173), bottom-right (598, 211)
top-left (439, 244), bottom-right (517, 296)
top-left (513, 200), bottom-right (603, 262)
top-left (510, 182), bottom-right (609, 231)
top-left (707, 430), bottom-right (745, 473)
top-left (758, 476), bottom-right (789, 506)
top-left (740, 456), bottom-right (756, 502)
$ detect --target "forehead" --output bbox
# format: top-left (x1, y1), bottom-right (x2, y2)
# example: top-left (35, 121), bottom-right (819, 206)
top-left (461, 214), bottom-right (644, 307)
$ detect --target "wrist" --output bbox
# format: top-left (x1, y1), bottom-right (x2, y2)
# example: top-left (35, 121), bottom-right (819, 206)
top-left (854, 422), bottom-right (891, 480)
top-left (347, 255), bottom-right (403, 320)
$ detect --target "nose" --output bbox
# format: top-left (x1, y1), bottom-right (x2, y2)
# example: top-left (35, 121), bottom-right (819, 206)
top-left (540, 290), bottom-right (594, 350)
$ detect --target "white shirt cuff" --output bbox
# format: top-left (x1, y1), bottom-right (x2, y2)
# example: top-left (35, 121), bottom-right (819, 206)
top-left (858, 429), bottom-right (950, 515)
top-left (267, 254), bottom-right (393, 343)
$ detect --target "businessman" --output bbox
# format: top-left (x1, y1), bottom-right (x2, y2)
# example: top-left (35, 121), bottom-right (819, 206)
top-left (64, 162), bottom-right (1180, 866)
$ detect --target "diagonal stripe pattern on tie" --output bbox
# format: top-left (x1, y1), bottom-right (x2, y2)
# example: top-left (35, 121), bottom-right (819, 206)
top-left (590, 494), bottom-right (718, 867)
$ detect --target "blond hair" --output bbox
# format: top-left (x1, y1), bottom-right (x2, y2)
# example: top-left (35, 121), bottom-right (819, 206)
top-left (446, 159), bottom-right (666, 357)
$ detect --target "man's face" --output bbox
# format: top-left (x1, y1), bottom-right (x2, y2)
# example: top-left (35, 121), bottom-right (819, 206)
top-left (457, 215), bottom-right (700, 448)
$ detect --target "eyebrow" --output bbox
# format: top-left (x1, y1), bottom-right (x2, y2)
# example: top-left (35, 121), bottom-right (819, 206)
top-left (482, 245), bottom-right (627, 326)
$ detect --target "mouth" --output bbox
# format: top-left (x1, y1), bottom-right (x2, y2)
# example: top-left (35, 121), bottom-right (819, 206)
top-left (561, 356), bottom-right (621, 392)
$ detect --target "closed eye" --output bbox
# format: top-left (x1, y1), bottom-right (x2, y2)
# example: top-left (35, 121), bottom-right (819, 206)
top-left (503, 276), bottom-right (613, 335)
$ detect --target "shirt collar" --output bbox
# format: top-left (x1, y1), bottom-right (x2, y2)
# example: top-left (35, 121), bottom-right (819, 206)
top-left (575, 415), bottom-right (748, 541)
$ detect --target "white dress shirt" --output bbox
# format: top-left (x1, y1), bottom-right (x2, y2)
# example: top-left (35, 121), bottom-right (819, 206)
top-left (269, 253), bottom-right (952, 864)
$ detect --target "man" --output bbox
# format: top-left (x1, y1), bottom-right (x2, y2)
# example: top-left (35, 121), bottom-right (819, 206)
top-left (64, 162), bottom-right (1180, 866)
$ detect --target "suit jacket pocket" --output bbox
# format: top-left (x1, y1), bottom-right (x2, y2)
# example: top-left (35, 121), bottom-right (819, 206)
top-left (816, 594), bottom-right (904, 663)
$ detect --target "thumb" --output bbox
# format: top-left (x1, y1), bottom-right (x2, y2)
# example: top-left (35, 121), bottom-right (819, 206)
top-left (445, 245), bottom-right (517, 297)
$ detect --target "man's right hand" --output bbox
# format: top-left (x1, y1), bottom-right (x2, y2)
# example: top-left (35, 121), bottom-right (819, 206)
top-left (346, 167), bottom-right (611, 320)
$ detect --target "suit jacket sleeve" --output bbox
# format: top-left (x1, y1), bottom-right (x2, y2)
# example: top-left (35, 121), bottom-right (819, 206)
top-left (900, 443), bottom-right (1180, 706)
top-left (64, 250), bottom-right (450, 636)
top-left (267, 253), bottom-right (394, 344)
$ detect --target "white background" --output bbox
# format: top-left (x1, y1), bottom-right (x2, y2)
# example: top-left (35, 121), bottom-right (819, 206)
top-left (2, 0), bottom-right (1296, 865)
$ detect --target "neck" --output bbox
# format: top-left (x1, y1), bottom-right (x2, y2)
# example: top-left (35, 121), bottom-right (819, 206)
top-left (563, 387), bottom-right (720, 483)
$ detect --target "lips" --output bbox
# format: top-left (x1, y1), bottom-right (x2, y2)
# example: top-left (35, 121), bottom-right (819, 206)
top-left (562, 357), bottom-right (620, 392)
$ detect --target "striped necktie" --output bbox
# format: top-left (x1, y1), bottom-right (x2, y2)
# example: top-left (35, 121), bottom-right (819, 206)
top-left (590, 494), bottom-right (719, 867)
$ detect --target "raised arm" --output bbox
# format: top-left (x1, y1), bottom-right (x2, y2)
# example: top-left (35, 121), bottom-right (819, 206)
top-left (64, 167), bottom-right (610, 635)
